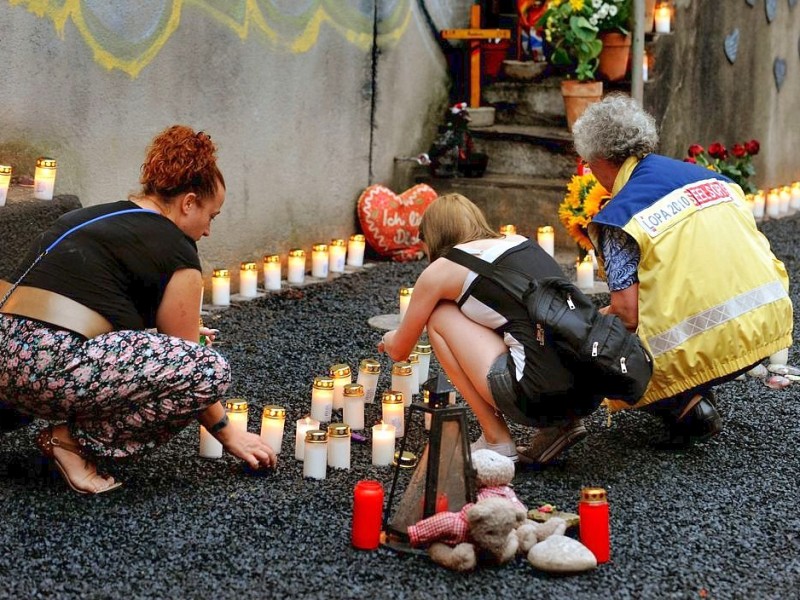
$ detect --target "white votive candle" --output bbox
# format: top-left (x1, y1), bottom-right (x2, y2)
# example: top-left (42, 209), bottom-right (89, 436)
top-left (752, 191), bottom-right (765, 220)
top-left (399, 287), bottom-right (414, 322)
top-left (33, 157), bottom-right (57, 200)
top-left (287, 249), bottom-right (306, 284)
top-left (537, 226), bottom-right (555, 257)
top-left (343, 383), bottom-right (366, 431)
top-left (239, 261), bottom-right (259, 298)
top-left (766, 189), bottom-right (781, 219)
top-left (347, 234), bottom-right (366, 267)
top-left (260, 405), bottom-right (286, 454)
top-left (382, 391), bottom-right (405, 438)
top-left (295, 416), bottom-right (319, 460)
top-left (576, 255), bottom-right (594, 290)
top-left (499, 224), bottom-right (517, 236)
top-left (790, 183), bottom-right (800, 213)
top-left (779, 187), bottom-right (791, 216)
top-left (414, 343), bottom-right (433, 384)
top-left (654, 4), bottom-right (671, 33)
top-left (263, 254), bottom-right (282, 291)
top-left (303, 430), bottom-right (328, 479)
top-left (199, 424), bottom-right (223, 459)
top-left (407, 352), bottom-right (421, 396)
top-left (391, 362), bottom-right (414, 407)
top-left (329, 363), bottom-right (352, 411)
top-left (372, 422), bottom-right (396, 466)
top-left (310, 376), bottom-right (335, 423)
top-left (327, 423), bottom-right (351, 470)
top-left (329, 239), bottom-right (347, 273)
top-left (0, 165), bottom-right (11, 207)
top-left (311, 243), bottom-right (329, 279)
top-left (211, 269), bottom-right (231, 307)
top-left (357, 358), bottom-right (381, 404)
top-left (225, 399), bottom-right (249, 433)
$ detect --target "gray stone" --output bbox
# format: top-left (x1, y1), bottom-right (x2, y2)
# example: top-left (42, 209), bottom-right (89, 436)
top-left (527, 535), bottom-right (598, 573)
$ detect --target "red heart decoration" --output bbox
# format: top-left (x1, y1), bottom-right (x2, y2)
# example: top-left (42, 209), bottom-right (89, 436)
top-left (357, 184), bottom-right (438, 262)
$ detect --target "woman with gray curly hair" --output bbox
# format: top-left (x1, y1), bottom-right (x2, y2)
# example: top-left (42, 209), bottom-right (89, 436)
top-left (571, 94), bottom-right (792, 450)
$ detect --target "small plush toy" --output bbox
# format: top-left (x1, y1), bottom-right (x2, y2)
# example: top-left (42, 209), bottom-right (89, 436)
top-left (407, 449), bottom-right (527, 571)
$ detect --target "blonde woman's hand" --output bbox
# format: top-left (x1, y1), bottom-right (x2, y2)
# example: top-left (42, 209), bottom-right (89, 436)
top-left (199, 327), bottom-right (219, 346)
top-left (218, 428), bottom-right (277, 470)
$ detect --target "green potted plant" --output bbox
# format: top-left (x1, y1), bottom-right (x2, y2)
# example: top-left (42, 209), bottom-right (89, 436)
top-left (593, 1), bottom-right (633, 81)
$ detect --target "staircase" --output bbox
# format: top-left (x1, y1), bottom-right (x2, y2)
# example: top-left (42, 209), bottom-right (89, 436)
top-left (413, 72), bottom-right (580, 253)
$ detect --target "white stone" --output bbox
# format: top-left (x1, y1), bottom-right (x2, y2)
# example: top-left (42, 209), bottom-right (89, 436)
top-left (527, 535), bottom-right (597, 573)
top-left (468, 107), bottom-right (495, 128)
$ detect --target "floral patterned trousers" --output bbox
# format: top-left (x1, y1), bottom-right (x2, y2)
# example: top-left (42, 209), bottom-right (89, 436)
top-left (0, 315), bottom-right (230, 458)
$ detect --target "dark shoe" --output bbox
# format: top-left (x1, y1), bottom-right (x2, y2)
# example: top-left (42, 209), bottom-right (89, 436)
top-left (35, 426), bottom-right (122, 495)
top-left (653, 396), bottom-right (722, 450)
top-left (516, 419), bottom-right (588, 466)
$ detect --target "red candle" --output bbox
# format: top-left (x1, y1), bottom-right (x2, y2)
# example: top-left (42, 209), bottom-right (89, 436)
top-left (352, 480), bottom-right (384, 550)
top-left (579, 487), bottom-right (610, 563)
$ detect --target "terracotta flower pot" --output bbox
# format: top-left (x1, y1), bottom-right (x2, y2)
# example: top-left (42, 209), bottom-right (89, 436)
top-left (560, 80), bottom-right (603, 131)
top-left (598, 32), bottom-right (632, 82)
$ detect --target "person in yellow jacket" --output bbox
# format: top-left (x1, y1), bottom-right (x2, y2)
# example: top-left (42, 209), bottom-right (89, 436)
top-left (567, 94), bottom-right (793, 449)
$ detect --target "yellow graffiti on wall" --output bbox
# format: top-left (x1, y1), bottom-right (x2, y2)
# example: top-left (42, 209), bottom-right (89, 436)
top-left (9, 0), bottom-right (411, 77)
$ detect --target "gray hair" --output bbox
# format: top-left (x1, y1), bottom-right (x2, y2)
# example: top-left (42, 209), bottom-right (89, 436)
top-left (572, 93), bottom-right (659, 164)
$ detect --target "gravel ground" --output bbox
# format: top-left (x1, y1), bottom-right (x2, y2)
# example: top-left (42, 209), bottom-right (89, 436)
top-left (0, 216), bottom-right (798, 599)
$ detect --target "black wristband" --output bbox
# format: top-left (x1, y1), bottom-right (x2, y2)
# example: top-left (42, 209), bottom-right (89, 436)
top-left (208, 414), bottom-right (229, 435)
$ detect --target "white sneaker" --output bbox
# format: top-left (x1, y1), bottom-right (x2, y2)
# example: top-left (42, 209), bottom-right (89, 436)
top-left (470, 434), bottom-right (519, 462)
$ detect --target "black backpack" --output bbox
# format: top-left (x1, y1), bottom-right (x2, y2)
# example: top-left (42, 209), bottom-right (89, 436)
top-left (447, 247), bottom-right (652, 405)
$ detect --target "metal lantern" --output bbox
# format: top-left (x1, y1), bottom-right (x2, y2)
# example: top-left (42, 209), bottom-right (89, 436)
top-left (383, 373), bottom-right (476, 547)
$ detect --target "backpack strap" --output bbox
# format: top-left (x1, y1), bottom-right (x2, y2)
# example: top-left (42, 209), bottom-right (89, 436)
top-left (445, 246), bottom-right (533, 303)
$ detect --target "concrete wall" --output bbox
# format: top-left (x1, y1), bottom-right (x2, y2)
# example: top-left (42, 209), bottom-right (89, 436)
top-left (646, 0), bottom-right (800, 187)
top-left (0, 0), bottom-right (470, 287)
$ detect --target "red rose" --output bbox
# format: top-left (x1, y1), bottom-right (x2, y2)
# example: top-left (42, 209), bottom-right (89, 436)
top-left (745, 139), bottom-right (760, 155)
top-left (683, 157), bottom-right (697, 164)
top-left (732, 143), bottom-right (747, 158)
top-left (708, 142), bottom-right (728, 160)
top-left (687, 144), bottom-right (704, 157)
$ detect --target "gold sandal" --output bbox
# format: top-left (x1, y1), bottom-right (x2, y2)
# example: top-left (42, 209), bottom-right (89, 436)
top-left (35, 426), bottom-right (122, 495)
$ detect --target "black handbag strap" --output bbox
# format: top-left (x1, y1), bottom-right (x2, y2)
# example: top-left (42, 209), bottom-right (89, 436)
top-left (446, 246), bottom-right (534, 302)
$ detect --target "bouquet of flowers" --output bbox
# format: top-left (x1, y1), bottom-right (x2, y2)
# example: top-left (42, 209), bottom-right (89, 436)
top-left (558, 171), bottom-right (611, 253)
top-left (683, 140), bottom-right (760, 194)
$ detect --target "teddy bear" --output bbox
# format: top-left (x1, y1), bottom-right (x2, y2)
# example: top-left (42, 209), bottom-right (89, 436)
top-left (406, 449), bottom-right (528, 572)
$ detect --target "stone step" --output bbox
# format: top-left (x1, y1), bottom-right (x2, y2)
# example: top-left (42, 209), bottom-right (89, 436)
top-left (414, 171), bottom-right (578, 252)
top-left (469, 124), bottom-right (577, 179)
top-left (483, 77), bottom-right (567, 128)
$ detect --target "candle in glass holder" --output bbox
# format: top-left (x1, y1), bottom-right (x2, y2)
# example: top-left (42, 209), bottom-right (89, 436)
top-left (779, 186), bottom-right (791, 216)
top-left (329, 239), bottom-right (347, 273)
top-left (239, 261), bottom-right (259, 298)
top-left (766, 189), bottom-right (781, 219)
top-left (382, 391), bottom-right (405, 437)
top-left (422, 391), bottom-right (432, 431)
top-left (790, 182), bottom-right (800, 213)
top-left (537, 226), bottom-right (555, 257)
top-left (343, 383), bottom-right (366, 431)
top-left (399, 287), bottom-right (414, 322)
top-left (576, 255), bottom-right (595, 290)
top-left (407, 352), bottom-right (421, 395)
top-left (263, 254), bottom-right (282, 291)
top-left (329, 364), bottom-right (352, 411)
top-left (199, 424), bottom-right (223, 458)
top-left (346, 234), bottom-right (366, 267)
top-left (356, 358), bottom-right (381, 404)
top-left (642, 52), bottom-right (649, 82)
top-left (414, 342), bottom-right (433, 383)
top-left (327, 423), bottom-right (351, 470)
top-left (0, 165), bottom-right (11, 207)
top-left (295, 415), bottom-right (320, 460)
top-left (287, 249), bottom-right (306, 284)
top-left (391, 362), bottom-right (414, 406)
top-left (654, 3), bottom-right (671, 33)
top-left (211, 268), bottom-right (231, 306)
top-left (352, 480), bottom-right (384, 550)
top-left (303, 430), bottom-right (328, 479)
top-left (371, 422), bottom-right (396, 465)
top-left (499, 224), bottom-right (517, 236)
top-left (310, 376), bottom-right (335, 422)
top-left (260, 405), bottom-right (286, 454)
top-left (311, 243), bottom-right (329, 279)
top-left (225, 399), bottom-right (249, 433)
top-left (752, 190), bottom-right (765, 220)
top-left (33, 157), bottom-right (57, 200)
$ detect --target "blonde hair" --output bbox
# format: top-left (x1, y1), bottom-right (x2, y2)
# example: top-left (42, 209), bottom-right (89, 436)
top-left (420, 194), bottom-right (501, 262)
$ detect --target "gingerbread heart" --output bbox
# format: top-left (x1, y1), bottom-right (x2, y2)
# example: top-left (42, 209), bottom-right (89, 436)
top-left (357, 184), bottom-right (438, 262)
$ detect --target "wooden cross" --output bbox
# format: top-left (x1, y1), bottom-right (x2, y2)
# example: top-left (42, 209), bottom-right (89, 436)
top-left (441, 5), bottom-right (511, 109)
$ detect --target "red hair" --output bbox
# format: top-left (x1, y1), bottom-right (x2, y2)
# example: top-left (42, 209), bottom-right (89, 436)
top-left (139, 125), bottom-right (225, 201)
